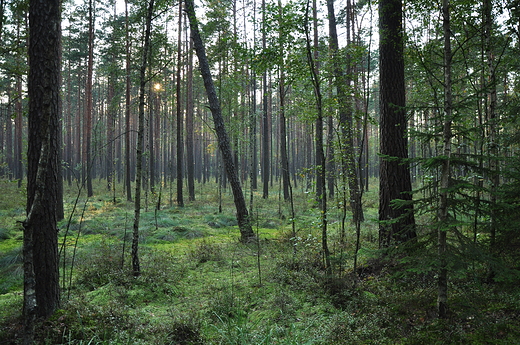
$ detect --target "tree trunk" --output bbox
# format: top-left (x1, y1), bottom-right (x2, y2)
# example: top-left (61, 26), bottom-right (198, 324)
top-left (306, 0), bottom-right (330, 273)
top-left (84, 0), bottom-right (94, 197)
top-left (437, 0), bottom-right (452, 319)
top-left (25, 0), bottom-right (61, 329)
top-left (185, 0), bottom-right (255, 242)
top-left (378, 0), bottom-right (416, 247)
top-left (176, 0), bottom-right (184, 207)
top-left (186, 35), bottom-right (195, 201)
top-left (278, 6), bottom-right (290, 202)
top-left (132, 0), bottom-right (155, 276)
top-left (125, 0), bottom-right (132, 202)
top-left (327, 0), bottom-right (363, 223)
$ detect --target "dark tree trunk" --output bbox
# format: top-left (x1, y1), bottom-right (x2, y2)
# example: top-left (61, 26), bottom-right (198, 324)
top-left (378, 0), bottom-right (416, 247)
top-left (125, 0), bottom-right (132, 202)
top-left (185, 0), bottom-right (255, 241)
top-left (84, 0), bottom-right (94, 197)
top-left (261, 0), bottom-right (269, 199)
top-left (25, 0), bottom-right (61, 329)
top-left (176, 0), bottom-right (184, 207)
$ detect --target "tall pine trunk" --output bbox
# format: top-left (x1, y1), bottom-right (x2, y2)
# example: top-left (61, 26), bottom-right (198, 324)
top-left (132, 0), bottom-right (155, 276)
top-left (437, 0), bottom-right (452, 319)
top-left (84, 0), bottom-right (94, 197)
top-left (186, 35), bottom-right (195, 201)
top-left (176, 0), bottom-right (184, 207)
top-left (125, 0), bottom-right (132, 202)
top-left (378, 0), bottom-right (416, 247)
top-left (24, 2), bottom-right (61, 341)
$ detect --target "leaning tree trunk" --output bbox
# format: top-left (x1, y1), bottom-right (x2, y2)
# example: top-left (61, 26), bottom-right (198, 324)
top-left (185, 0), bottom-right (255, 242)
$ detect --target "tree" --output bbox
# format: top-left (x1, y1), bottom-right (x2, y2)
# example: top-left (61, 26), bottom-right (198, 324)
top-left (132, 0), bottom-right (155, 276)
top-left (378, 0), bottom-right (416, 247)
top-left (176, 0), bottom-right (184, 207)
top-left (185, 0), bottom-right (255, 242)
top-left (83, 0), bottom-right (94, 197)
top-left (326, 0), bottom-right (363, 224)
top-left (24, 0), bottom-right (61, 339)
top-left (437, 0), bottom-right (452, 319)
top-left (124, 0), bottom-right (132, 202)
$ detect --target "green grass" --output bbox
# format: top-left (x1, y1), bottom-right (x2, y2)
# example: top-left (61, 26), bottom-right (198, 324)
top-left (0, 178), bottom-right (519, 344)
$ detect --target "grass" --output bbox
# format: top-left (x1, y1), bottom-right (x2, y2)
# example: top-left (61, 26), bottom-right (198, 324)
top-left (0, 178), bottom-right (519, 344)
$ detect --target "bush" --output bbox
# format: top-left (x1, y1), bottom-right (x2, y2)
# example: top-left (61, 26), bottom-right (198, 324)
top-left (186, 239), bottom-right (224, 265)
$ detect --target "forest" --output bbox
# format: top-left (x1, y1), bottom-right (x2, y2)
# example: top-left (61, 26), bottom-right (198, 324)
top-left (1, 0), bottom-right (520, 343)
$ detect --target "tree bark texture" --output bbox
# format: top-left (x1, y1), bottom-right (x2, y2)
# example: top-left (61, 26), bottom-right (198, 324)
top-left (25, 0), bottom-right (61, 321)
top-left (378, 0), bottom-right (416, 247)
top-left (185, 0), bottom-right (255, 242)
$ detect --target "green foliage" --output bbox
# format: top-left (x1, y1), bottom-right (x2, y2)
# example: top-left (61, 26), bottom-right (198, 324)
top-left (1, 179), bottom-right (520, 344)
top-left (186, 239), bottom-right (224, 265)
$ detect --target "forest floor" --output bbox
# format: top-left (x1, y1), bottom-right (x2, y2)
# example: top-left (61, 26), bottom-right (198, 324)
top-left (0, 179), bottom-right (519, 344)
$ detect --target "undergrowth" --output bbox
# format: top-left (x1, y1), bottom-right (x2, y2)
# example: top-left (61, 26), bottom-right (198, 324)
top-left (0, 179), bottom-right (519, 344)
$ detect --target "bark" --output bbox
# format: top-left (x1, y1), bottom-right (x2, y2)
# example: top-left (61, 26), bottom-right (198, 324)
top-left (378, 0), bottom-right (416, 247)
top-left (132, 0), bottom-right (155, 276)
top-left (306, 0), bottom-right (330, 273)
top-left (176, 0), bottom-right (184, 207)
top-left (25, 0), bottom-right (61, 327)
top-left (261, 0), bottom-right (269, 199)
top-left (186, 35), bottom-right (195, 201)
top-left (437, 0), bottom-right (452, 319)
top-left (185, 0), bottom-right (255, 241)
top-left (125, 0), bottom-right (132, 201)
top-left (84, 0), bottom-right (94, 197)
top-left (278, 6), bottom-right (290, 202)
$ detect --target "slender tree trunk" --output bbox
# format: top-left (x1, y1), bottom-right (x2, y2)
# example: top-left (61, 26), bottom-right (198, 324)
top-left (125, 0), bottom-right (132, 201)
top-left (484, 0), bottom-right (498, 251)
top-left (306, 0), bottom-right (330, 273)
top-left (176, 0), bottom-right (184, 207)
top-left (278, 2), bottom-right (290, 202)
top-left (437, 0), bottom-right (452, 319)
top-left (15, 74), bottom-right (23, 185)
top-left (186, 35), bottom-right (195, 201)
top-left (132, 0), bottom-right (155, 276)
top-left (327, 0), bottom-right (363, 223)
top-left (185, 0), bottom-right (255, 241)
top-left (261, 0), bottom-right (269, 199)
top-left (84, 0), bottom-right (94, 197)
